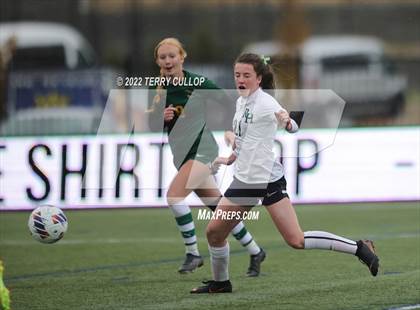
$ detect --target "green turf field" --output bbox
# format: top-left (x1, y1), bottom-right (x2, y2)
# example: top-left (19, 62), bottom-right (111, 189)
top-left (1, 202), bottom-right (419, 310)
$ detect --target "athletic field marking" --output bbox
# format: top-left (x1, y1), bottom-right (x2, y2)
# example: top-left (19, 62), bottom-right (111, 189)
top-left (386, 304), bottom-right (420, 310)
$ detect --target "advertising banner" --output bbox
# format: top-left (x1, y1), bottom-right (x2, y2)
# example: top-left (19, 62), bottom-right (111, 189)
top-left (0, 127), bottom-right (418, 210)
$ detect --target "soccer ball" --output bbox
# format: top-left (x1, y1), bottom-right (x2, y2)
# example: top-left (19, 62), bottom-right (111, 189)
top-left (28, 205), bottom-right (68, 244)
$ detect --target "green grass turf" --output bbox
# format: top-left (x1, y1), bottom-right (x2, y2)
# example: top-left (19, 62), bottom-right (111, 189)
top-left (1, 202), bottom-right (419, 310)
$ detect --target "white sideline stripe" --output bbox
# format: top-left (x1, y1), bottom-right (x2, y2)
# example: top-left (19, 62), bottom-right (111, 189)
top-left (386, 304), bottom-right (420, 310)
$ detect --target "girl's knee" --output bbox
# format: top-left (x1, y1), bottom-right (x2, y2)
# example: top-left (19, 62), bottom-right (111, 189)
top-left (286, 235), bottom-right (304, 249)
top-left (206, 225), bottom-right (224, 246)
top-left (166, 188), bottom-right (183, 206)
top-left (166, 195), bottom-right (178, 206)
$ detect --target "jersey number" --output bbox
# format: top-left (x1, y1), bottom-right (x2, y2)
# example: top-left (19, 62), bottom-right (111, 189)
top-left (233, 119), bottom-right (242, 137)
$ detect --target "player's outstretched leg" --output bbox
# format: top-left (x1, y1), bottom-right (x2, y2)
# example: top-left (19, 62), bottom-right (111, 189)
top-left (169, 201), bottom-right (204, 273)
top-left (265, 199), bottom-right (379, 277)
top-left (303, 231), bottom-right (380, 276)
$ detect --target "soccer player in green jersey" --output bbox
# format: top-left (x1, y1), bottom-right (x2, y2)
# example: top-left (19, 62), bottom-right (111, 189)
top-left (148, 38), bottom-right (265, 275)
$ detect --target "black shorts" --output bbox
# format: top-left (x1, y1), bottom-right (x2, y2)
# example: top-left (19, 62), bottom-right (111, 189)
top-left (224, 177), bottom-right (289, 207)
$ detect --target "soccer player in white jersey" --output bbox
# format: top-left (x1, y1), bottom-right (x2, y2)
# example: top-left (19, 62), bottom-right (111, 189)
top-left (191, 53), bottom-right (379, 294)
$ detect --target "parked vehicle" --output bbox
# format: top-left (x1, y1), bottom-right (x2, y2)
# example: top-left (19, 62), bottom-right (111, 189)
top-left (243, 36), bottom-right (407, 122)
top-left (0, 22), bottom-right (119, 135)
top-left (0, 21), bottom-right (96, 70)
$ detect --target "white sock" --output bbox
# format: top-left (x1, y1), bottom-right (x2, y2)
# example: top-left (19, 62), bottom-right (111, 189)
top-left (304, 231), bottom-right (357, 254)
top-left (231, 221), bottom-right (261, 255)
top-left (169, 202), bottom-right (199, 256)
top-left (245, 240), bottom-right (261, 256)
top-left (209, 243), bottom-right (230, 281)
top-left (186, 244), bottom-right (199, 256)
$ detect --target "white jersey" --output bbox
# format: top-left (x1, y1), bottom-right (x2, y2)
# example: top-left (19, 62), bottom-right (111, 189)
top-left (232, 88), bottom-right (285, 184)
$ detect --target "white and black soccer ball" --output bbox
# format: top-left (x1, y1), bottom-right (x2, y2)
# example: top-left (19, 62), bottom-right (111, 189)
top-left (28, 205), bottom-right (68, 244)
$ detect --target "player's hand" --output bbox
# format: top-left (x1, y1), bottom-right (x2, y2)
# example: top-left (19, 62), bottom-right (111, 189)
top-left (209, 156), bottom-right (228, 174)
top-left (275, 110), bottom-right (291, 130)
top-left (163, 104), bottom-right (177, 122)
top-left (214, 156), bottom-right (230, 165)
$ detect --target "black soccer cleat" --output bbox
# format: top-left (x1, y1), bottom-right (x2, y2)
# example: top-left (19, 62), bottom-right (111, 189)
top-left (190, 280), bottom-right (232, 294)
top-left (355, 240), bottom-right (379, 276)
top-left (246, 248), bottom-right (266, 277)
top-left (178, 253), bottom-right (204, 274)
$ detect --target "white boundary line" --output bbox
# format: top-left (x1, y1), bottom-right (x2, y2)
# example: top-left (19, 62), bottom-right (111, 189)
top-left (386, 305), bottom-right (420, 310)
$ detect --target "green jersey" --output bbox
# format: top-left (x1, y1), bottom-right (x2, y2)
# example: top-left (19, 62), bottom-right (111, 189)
top-left (148, 70), bottom-right (230, 168)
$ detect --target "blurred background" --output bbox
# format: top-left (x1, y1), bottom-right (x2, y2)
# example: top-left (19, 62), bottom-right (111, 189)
top-left (0, 0), bottom-right (419, 135)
